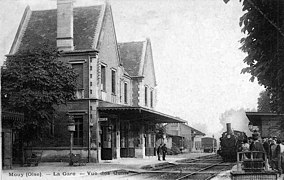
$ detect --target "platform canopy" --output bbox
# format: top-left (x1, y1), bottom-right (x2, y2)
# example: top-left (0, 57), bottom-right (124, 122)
top-left (246, 112), bottom-right (284, 126)
top-left (98, 106), bottom-right (186, 123)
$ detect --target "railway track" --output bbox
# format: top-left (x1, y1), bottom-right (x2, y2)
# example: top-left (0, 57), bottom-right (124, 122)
top-left (101, 154), bottom-right (235, 180)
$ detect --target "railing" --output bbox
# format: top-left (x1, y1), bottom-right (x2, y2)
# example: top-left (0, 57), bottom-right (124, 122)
top-left (236, 151), bottom-right (268, 172)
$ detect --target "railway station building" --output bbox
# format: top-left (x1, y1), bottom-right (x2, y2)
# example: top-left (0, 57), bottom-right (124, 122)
top-left (164, 123), bottom-right (205, 152)
top-left (7, 0), bottom-right (185, 163)
top-left (246, 112), bottom-right (284, 139)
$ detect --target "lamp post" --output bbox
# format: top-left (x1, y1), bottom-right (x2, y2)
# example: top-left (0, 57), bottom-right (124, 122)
top-left (67, 115), bottom-right (75, 166)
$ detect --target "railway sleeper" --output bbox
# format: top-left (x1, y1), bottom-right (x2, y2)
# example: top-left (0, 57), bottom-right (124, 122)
top-left (141, 162), bottom-right (176, 171)
top-left (174, 162), bottom-right (223, 166)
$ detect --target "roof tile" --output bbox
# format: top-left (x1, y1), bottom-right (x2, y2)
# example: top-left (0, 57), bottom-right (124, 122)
top-left (18, 6), bottom-right (102, 52)
top-left (118, 41), bottom-right (144, 77)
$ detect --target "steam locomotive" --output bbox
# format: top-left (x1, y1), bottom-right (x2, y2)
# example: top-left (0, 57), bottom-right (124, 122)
top-left (218, 123), bottom-right (247, 162)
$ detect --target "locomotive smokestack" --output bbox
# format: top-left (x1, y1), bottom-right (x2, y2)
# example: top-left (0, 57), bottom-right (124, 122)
top-left (226, 123), bottom-right (233, 134)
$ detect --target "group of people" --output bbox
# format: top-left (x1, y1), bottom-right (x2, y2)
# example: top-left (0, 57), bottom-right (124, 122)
top-left (240, 132), bottom-right (284, 174)
top-left (263, 137), bottom-right (284, 174)
top-left (157, 143), bottom-right (167, 161)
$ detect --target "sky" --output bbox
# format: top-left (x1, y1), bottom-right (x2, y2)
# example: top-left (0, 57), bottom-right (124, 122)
top-left (0, 0), bottom-right (264, 136)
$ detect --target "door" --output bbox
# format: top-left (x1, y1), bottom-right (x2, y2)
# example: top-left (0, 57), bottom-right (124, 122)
top-left (3, 130), bottom-right (13, 169)
top-left (101, 126), bottom-right (113, 160)
top-left (12, 130), bottom-right (23, 164)
top-left (145, 133), bottom-right (155, 156)
top-left (145, 124), bottom-right (155, 156)
top-left (120, 122), bottom-right (135, 157)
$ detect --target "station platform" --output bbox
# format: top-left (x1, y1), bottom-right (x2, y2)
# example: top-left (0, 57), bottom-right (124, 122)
top-left (1, 152), bottom-right (210, 179)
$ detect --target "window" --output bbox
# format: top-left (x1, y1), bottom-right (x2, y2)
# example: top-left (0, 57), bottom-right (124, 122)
top-left (72, 64), bottom-right (83, 89)
top-left (72, 63), bottom-right (84, 99)
top-left (73, 115), bottom-right (83, 146)
top-left (150, 90), bottom-right (153, 108)
top-left (145, 86), bottom-right (148, 106)
top-left (195, 141), bottom-right (201, 150)
top-left (120, 80), bottom-right (122, 103)
top-left (111, 69), bottom-right (116, 94)
top-left (124, 82), bottom-right (128, 104)
top-left (101, 65), bottom-right (106, 91)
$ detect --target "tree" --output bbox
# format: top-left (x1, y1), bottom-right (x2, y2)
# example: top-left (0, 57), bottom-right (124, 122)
top-left (257, 90), bottom-right (272, 112)
top-left (1, 44), bottom-right (78, 140)
top-left (238, 0), bottom-right (284, 113)
top-left (156, 124), bottom-right (166, 140)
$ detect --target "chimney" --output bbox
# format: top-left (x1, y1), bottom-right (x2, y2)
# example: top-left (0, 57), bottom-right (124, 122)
top-left (226, 123), bottom-right (233, 134)
top-left (57, 0), bottom-right (74, 51)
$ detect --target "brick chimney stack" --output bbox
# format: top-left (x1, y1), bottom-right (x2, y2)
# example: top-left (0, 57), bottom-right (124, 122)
top-left (57, 0), bottom-right (74, 51)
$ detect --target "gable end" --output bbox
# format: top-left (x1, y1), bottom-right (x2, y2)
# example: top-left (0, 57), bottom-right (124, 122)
top-left (92, 3), bottom-right (106, 50)
top-left (9, 6), bottom-right (32, 55)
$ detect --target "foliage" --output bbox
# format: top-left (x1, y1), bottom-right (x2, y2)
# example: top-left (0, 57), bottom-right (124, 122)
top-left (257, 90), bottom-right (272, 112)
top-left (155, 124), bottom-right (166, 140)
top-left (1, 44), bottom-right (78, 140)
top-left (239, 0), bottom-right (284, 113)
top-left (167, 143), bottom-right (181, 155)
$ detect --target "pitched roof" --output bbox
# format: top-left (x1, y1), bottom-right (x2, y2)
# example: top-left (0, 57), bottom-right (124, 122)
top-left (179, 123), bottom-right (205, 136)
top-left (191, 127), bottom-right (205, 136)
top-left (118, 41), bottom-right (145, 77)
top-left (16, 6), bottom-right (103, 53)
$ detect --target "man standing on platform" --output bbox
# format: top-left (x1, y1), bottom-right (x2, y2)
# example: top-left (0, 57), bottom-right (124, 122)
top-left (162, 144), bottom-right (167, 161)
top-left (157, 144), bottom-right (162, 161)
top-left (263, 137), bottom-right (270, 166)
top-left (250, 132), bottom-right (265, 159)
